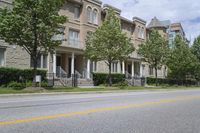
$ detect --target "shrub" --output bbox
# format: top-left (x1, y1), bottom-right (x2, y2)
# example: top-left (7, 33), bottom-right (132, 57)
top-left (0, 67), bottom-right (47, 86)
top-left (93, 73), bottom-right (125, 86)
top-left (147, 77), bottom-right (197, 86)
top-left (7, 82), bottom-right (25, 90)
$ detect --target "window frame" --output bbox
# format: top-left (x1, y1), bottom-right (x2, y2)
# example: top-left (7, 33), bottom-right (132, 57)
top-left (92, 9), bottom-right (98, 25)
top-left (30, 54), bottom-right (48, 69)
top-left (74, 6), bottom-right (80, 20)
top-left (87, 6), bottom-right (92, 23)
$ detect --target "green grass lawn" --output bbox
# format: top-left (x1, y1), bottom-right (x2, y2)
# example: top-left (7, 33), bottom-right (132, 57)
top-left (0, 85), bottom-right (200, 94)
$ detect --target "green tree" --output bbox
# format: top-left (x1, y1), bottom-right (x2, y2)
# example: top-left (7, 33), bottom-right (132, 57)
top-left (191, 35), bottom-right (200, 81)
top-left (0, 0), bottom-right (67, 85)
top-left (85, 8), bottom-right (134, 86)
top-left (138, 30), bottom-right (168, 86)
top-left (167, 36), bottom-right (198, 81)
top-left (191, 35), bottom-right (200, 61)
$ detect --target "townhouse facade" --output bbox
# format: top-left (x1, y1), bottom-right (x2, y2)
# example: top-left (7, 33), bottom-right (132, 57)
top-left (0, 0), bottom-right (186, 86)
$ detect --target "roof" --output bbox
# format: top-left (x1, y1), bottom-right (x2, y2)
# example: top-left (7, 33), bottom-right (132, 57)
top-left (103, 4), bottom-right (121, 14)
top-left (133, 17), bottom-right (146, 25)
top-left (120, 16), bottom-right (133, 24)
top-left (147, 17), bottom-right (170, 29)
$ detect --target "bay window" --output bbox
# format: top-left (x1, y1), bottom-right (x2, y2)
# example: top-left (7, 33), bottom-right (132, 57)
top-left (69, 29), bottom-right (80, 47)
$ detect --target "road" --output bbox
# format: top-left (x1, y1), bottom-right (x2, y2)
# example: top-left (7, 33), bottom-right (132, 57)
top-left (0, 89), bottom-right (200, 133)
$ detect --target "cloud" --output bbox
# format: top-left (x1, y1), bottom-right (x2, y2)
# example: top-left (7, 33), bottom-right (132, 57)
top-left (101, 0), bottom-right (200, 43)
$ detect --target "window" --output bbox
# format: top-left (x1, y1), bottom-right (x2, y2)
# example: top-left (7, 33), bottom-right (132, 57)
top-left (137, 27), bottom-right (145, 39)
top-left (149, 66), bottom-right (154, 75)
top-left (0, 48), bottom-right (5, 66)
top-left (141, 27), bottom-right (144, 39)
top-left (91, 61), bottom-right (97, 72)
top-left (74, 6), bottom-right (80, 19)
top-left (111, 62), bottom-right (118, 73)
top-left (31, 54), bottom-right (48, 69)
top-left (137, 26), bottom-right (141, 38)
top-left (87, 6), bottom-right (92, 23)
top-left (92, 9), bottom-right (98, 24)
top-left (69, 29), bottom-right (79, 46)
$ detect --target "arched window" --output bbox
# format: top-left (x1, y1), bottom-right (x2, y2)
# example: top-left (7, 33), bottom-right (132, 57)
top-left (141, 27), bottom-right (144, 39)
top-left (138, 26), bottom-right (141, 38)
top-left (92, 9), bottom-right (98, 24)
top-left (87, 6), bottom-right (92, 23)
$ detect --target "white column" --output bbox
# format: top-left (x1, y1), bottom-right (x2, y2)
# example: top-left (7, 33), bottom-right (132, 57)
top-left (87, 59), bottom-right (91, 79)
top-left (132, 61), bottom-right (134, 77)
top-left (47, 53), bottom-right (50, 72)
top-left (53, 53), bottom-right (56, 74)
top-left (71, 52), bottom-right (75, 75)
top-left (117, 61), bottom-right (121, 73)
top-left (140, 63), bottom-right (143, 77)
top-left (122, 61), bottom-right (125, 74)
top-left (41, 54), bottom-right (43, 68)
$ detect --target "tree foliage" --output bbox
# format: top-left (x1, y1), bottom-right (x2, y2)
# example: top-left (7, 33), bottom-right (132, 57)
top-left (191, 35), bottom-right (200, 80)
top-left (85, 8), bottom-right (134, 86)
top-left (138, 30), bottom-right (168, 85)
top-left (167, 36), bottom-right (198, 80)
top-left (0, 0), bottom-right (67, 83)
top-left (191, 35), bottom-right (200, 61)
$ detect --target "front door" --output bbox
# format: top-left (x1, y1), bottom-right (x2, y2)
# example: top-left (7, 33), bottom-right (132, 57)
top-left (56, 56), bottom-right (61, 67)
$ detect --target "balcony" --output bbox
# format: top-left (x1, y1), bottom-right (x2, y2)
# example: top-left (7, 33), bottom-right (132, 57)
top-left (67, 39), bottom-right (83, 49)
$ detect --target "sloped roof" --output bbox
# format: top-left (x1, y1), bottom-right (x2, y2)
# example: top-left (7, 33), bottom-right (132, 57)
top-left (147, 17), bottom-right (169, 29)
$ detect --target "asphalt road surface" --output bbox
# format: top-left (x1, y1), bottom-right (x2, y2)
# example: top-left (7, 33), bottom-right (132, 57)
top-left (1, 89), bottom-right (200, 133)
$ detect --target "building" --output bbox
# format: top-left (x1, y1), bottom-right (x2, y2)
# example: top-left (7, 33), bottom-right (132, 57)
top-left (0, 0), bottom-right (169, 86)
top-left (147, 17), bottom-right (187, 78)
top-left (148, 17), bottom-right (186, 48)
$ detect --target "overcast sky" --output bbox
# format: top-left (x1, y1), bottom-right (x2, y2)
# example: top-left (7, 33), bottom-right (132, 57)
top-left (101, 0), bottom-right (200, 43)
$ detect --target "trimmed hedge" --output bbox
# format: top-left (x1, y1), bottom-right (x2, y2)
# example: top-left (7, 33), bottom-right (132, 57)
top-left (0, 67), bottom-right (47, 85)
top-left (147, 77), bottom-right (197, 86)
top-left (93, 73), bottom-right (125, 86)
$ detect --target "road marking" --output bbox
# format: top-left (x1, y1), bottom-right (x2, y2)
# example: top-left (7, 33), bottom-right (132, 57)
top-left (0, 95), bottom-right (200, 125)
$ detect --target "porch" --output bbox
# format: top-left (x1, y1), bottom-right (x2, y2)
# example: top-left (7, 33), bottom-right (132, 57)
top-left (49, 50), bottom-right (94, 87)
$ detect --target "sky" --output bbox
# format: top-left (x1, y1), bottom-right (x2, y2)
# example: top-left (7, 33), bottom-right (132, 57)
top-left (101, 0), bottom-right (200, 43)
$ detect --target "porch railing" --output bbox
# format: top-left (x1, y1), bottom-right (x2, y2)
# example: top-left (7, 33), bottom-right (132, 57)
top-left (75, 70), bottom-right (83, 79)
top-left (56, 66), bottom-right (68, 78)
top-left (125, 71), bottom-right (132, 79)
top-left (68, 39), bottom-right (83, 49)
top-left (82, 68), bottom-right (93, 79)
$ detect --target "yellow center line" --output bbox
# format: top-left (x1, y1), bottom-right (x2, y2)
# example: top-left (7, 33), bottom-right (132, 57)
top-left (1, 95), bottom-right (200, 125)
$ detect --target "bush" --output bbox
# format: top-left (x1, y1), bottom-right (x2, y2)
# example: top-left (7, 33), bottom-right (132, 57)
top-left (93, 73), bottom-right (125, 86)
top-left (147, 77), bottom-right (197, 86)
top-left (0, 67), bottom-right (47, 86)
top-left (7, 82), bottom-right (25, 90)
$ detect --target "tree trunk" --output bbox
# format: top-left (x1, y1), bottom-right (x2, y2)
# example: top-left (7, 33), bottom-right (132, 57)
top-left (155, 67), bottom-right (158, 86)
top-left (108, 62), bottom-right (112, 86)
top-left (32, 11), bottom-right (38, 87)
top-left (32, 57), bottom-right (38, 87)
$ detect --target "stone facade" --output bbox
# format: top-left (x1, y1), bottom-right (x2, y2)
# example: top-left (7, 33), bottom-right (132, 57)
top-left (0, 0), bottom-right (187, 80)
